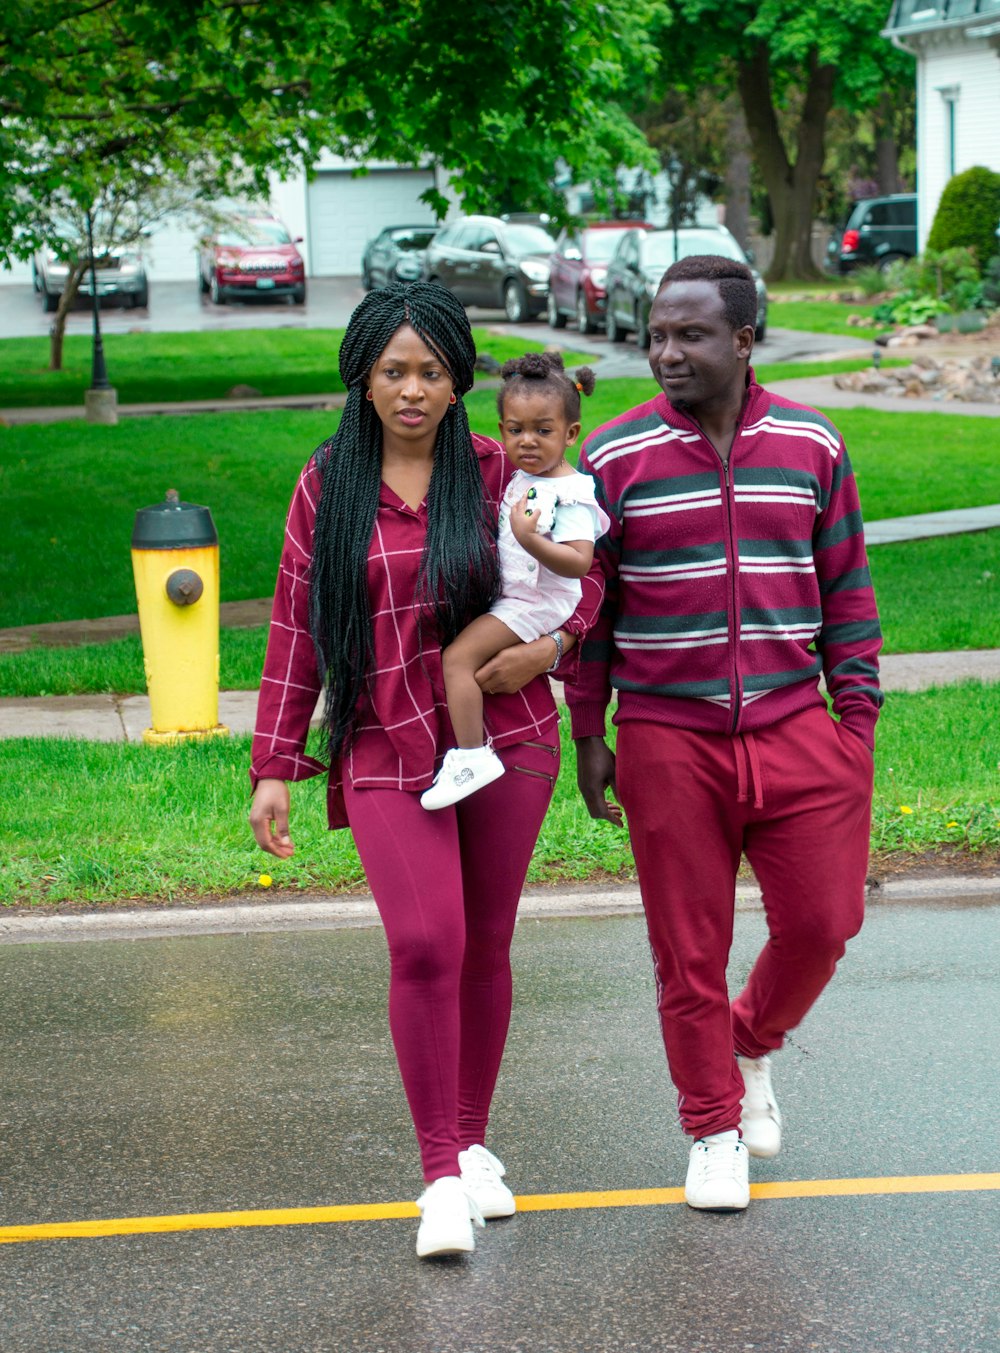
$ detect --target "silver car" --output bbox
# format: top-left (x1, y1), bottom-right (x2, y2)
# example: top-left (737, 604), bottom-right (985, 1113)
top-left (32, 242), bottom-right (149, 313)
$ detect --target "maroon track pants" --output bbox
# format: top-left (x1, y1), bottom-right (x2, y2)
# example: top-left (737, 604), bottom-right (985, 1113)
top-left (343, 729), bottom-right (559, 1182)
top-left (616, 705), bottom-right (873, 1140)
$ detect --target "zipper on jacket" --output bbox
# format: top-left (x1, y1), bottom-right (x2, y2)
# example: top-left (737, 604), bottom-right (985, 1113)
top-left (721, 455), bottom-right (742, 734)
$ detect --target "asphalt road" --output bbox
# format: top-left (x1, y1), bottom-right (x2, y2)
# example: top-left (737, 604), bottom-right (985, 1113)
top-left (1, 899), bottom-right (996, 1352)
top-left (0, 278), bottom-right (868, 371)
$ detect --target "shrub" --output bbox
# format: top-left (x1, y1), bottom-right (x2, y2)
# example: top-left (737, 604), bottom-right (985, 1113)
top-left (926, 166), bottom-right (1000, 272)
top-left (982, 256), bottom-right (1000, 309)
top-left (851, 265), bottom-right (891, 297)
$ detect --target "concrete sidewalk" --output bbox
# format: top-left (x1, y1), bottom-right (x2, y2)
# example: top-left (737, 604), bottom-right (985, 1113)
top-left (1, 648), bottom-right (997, 742)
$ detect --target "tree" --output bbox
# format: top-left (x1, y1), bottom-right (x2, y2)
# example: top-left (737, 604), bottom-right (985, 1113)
top-left (655, 1), bottom-right (915, 280)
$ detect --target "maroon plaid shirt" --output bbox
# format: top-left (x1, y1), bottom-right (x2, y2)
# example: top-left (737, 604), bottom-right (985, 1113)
top-left (251, 434), bottom-right (603, 826)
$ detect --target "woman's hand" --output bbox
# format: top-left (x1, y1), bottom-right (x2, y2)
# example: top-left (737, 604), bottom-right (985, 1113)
top-left (249, 778), bottom-right (295, 858)
top-left (475, 630), bottom-right (573, 695)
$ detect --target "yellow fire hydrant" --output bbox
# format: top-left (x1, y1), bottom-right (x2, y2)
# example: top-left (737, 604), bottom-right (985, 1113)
top-left (131, 490), bottom-right (230, 745)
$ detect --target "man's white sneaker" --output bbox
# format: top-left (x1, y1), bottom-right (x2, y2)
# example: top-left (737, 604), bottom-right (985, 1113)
top-left (685, 1134), bottom-right (750, 1211)
top-left (737, 1054), bottom-right (782, 1159)
top-left (415, 1176), bottom-right (485, 1258)
top-left (458, 1144), bottom-right (516, 1219)
top-left (420, 746), bottom-right (505, 810)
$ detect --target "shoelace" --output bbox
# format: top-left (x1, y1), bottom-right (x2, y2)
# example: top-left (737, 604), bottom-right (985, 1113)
top-left (694, 1142), bottom-right (745, 1184)
top-left (461, 1146), bottom-right (506, 1188)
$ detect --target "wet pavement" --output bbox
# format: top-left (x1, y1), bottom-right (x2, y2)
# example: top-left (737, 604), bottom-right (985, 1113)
top-left (1, 899), bottom-right (997, 1351)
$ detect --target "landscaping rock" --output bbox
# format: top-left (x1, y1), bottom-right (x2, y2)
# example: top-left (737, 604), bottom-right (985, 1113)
top-left (833, 354), bottom-right (1000, 404)
top-left (226, 384), bottom-right (263, 398)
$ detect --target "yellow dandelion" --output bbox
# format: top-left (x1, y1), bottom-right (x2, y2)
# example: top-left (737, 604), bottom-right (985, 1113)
top-left (258, 873), bottom-right (273, 888)
top-left (946, 821), bottom-right (959, 829)
top-left (899, 805), bottom-right (913, 815)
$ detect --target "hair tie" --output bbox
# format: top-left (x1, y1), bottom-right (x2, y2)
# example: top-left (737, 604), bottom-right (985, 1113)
top-left (576, 381), bottom-right (583, 392)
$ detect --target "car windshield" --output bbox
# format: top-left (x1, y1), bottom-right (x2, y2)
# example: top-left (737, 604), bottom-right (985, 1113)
top-left (391, 229), bottom-right (437, 250)
top-left (644, 231), bottom-right (747, 268)
top-left (583, 228), bottom-right (633, 262)
top-left (218, 220), bottom-right (291, 247)
top-left (503, 224), bottom-right (557, 255)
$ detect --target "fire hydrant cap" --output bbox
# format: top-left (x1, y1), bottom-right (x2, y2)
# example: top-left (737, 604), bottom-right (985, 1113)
top-left (132, 495), bottom-right (218, 550)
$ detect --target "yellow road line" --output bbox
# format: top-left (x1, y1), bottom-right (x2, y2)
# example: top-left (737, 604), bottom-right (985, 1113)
top-left (1, 1174), bottom-right (997, 1246)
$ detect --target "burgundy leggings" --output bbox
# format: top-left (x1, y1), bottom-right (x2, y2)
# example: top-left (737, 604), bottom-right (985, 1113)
top-left (617, 705), bottom-right (873, 1140)
top-left (343, 729), bottom-right (559, 1181)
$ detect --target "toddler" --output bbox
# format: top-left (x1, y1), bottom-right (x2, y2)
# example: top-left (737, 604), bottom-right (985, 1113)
top-left (422, 351), bottom-right (609, 810)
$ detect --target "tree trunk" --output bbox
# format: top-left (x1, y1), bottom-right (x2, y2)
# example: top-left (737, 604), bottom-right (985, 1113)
top-left (48, 263), bottom-right (88, 372)
top-left (737, 44), bottom-right (836, 281)
top-left (723, 98), bottom-right (752, 252)
top-left (875, 92), bottom-right (900, 194)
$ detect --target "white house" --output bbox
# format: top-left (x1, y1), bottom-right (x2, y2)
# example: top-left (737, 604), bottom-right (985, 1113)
top-left (884, 0), bottom-right (1000, 249)
top-left (0, 153), bottom-right (451, 287)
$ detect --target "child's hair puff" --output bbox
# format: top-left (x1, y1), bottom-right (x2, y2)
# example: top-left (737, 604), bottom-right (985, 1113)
top-left (496, 349), bottom-right (596, 421)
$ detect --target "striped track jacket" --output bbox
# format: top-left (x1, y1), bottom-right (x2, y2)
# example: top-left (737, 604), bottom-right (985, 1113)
top-left (566, 372), bottom-right (884, 749)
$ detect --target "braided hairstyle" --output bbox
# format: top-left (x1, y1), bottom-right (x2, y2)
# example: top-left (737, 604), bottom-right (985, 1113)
top-left (496, 350), bottom-right (596, 421)
top-left (309, 281), bottom-right (500, 759)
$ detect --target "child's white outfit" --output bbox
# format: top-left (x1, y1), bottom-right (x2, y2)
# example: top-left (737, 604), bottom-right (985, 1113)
top-left (490, 468), bottom-right (610, 642)
top-left (421, 467), bottom-right (609, 812)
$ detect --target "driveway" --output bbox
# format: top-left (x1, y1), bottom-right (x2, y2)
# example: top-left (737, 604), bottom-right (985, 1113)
top-left (0, 280), bottom-right (868, 370)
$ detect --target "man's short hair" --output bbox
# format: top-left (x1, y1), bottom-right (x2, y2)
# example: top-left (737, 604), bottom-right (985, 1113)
top-left (659, 254), bottom-right (758, 333)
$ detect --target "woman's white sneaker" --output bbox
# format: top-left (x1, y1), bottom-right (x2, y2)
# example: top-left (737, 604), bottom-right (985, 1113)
top-left (685, 1133), bottom-right (750, 1211)
top-left (458, 1144), bottom-right (516, 1219)
top-left (737, 1054), bottom-right (782, 1158)
top-left (420, 746), bottom-right (506, 810)
top-left (415, 1176), bottom-right (484, 1258)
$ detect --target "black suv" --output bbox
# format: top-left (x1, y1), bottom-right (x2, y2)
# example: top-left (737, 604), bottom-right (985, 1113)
top-left (422, 215), bottom-right (556, 321)
top-left (826, 194), bottom-right (917, 275)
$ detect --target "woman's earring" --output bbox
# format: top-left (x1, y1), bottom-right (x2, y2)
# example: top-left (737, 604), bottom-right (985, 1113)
top-left (449, 393), bottom-right (457, 406)
top-left (365, 389), bottom-right (373, 401)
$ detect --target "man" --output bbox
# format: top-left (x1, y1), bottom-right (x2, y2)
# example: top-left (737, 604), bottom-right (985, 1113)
top-left (568, 255), bottom-right (882, 1211)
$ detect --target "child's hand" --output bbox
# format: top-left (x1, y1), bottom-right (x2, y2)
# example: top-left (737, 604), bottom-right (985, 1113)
top-left (509, 493), bottom-right (541, 544)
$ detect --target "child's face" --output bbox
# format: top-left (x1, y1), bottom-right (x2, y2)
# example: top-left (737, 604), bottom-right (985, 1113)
top-left (498, 388), bottom-right (581, 477)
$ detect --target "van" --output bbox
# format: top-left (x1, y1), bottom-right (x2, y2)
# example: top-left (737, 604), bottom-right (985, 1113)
top-left (825, 194), bottom-right (917, 274)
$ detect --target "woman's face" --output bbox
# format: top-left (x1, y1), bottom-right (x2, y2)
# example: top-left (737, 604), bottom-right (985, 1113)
top-left (367, 324), bottom-right (455, 455)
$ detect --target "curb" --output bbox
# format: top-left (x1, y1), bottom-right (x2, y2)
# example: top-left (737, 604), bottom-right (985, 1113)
top-left (2, 875), bottom-right (996, 945)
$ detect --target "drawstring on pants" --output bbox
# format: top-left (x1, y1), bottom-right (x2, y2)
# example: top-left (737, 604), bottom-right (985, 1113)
top-left (734, 731), bottom-right (764, 810)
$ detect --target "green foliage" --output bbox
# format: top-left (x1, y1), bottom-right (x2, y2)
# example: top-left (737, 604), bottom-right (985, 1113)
top-left (851, 266), bottom-right (892, 298)
top-left (982, 256), bottom-right (1000, 309)
top-left (874, 247), bottom-right (986, 323)
top-left (926, 166), bottom-right (1000, 272)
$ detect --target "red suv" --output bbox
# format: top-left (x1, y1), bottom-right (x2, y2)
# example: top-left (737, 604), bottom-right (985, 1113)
top-left (199, 215), bottom-right (306, 305)
top-left (547, 221), bottom-right (652, 333)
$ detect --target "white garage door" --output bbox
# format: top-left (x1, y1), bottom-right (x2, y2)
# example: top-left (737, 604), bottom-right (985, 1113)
top-left (307, 169), bottom-right (437, 276)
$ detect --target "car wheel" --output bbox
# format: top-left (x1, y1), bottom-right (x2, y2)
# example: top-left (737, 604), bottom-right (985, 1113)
top-left (293, 286), bottom-right (306, 306)
top-left (361, 267), bottom-right (372, 290)
top-left (577, 292), bottom-right (597, 335)
top-left (755, 322), bottom-right (767, 343)
top-left (131, 285), bottom-right (149, 309)
top-left (636, 304), bottom-right (651, 350)
top-left (504, 278), bottom-right (528, 323)
top-left (42, 287), bottom-right (59, 313)
top-left (876, 253), bottom-right (904, 275)
top-left (209, 274), bottom-right (226, 305)
top-left (605, 303), bottom-right (624, 343)
top-left (547, 291), bottom-right (567, 329)
top-left (198, 268), bottom-right (209, 295)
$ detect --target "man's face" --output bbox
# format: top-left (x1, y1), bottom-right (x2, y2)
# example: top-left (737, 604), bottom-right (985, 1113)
top-left (647, 279), bottom-right (754, 413)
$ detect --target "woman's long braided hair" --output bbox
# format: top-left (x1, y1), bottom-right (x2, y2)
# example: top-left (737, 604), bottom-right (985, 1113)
top-left (309, 281), bottom-right (500, 760)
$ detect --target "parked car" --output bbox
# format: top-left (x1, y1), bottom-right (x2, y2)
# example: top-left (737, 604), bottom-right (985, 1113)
top-left (32, 241), bottom-right (149, 312)
top-left (546, 220), bottom-right (652, 333)
top-left (422, 215), bottom-right (557, 321)
top-left (825, 194), bottom-right (917, 275)
top-left (604, 226), bottom-right (768, 348)
top-left (361, 224), bottom-right (439, 290)
top-left (199, 215), bottom-right (306, 305)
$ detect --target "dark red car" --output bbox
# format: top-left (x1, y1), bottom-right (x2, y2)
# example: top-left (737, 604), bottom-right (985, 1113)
top-left (199, 215), bottom-right (306, 305)
top-left (546, 220), bottom-right (652, 333)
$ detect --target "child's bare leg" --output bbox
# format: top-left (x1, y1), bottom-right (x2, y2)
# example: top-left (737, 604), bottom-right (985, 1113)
top-left (442, 615), bottom-right (523, 747)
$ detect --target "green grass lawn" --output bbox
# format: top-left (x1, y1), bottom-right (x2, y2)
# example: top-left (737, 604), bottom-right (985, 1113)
top-left (1, 681), bottom-right (996, 908)
top-left (2, 525), bottom-right (995, 698)
top-left (3, 392), bottom-right (997, 631)
top-left (767, 299), bottom-right (887, 339)
top-left (0, 328), bottom-right (590, 409)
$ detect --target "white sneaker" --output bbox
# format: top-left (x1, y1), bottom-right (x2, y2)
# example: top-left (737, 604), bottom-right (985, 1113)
top-left (458, 1144), bottom-right (516, 1219)
top-left (737, 1054), bottom-right (782, 1159)
top-left (420, 746), bottom-right (505, 810)
top-left (685, 1133), bottom-right (750, 1211)
top-left (415, 1176), bottom-right (485, 1258)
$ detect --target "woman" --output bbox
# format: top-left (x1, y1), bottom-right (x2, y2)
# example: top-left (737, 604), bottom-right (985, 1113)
top-left (249, 282), bottom-right (602, 1259)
